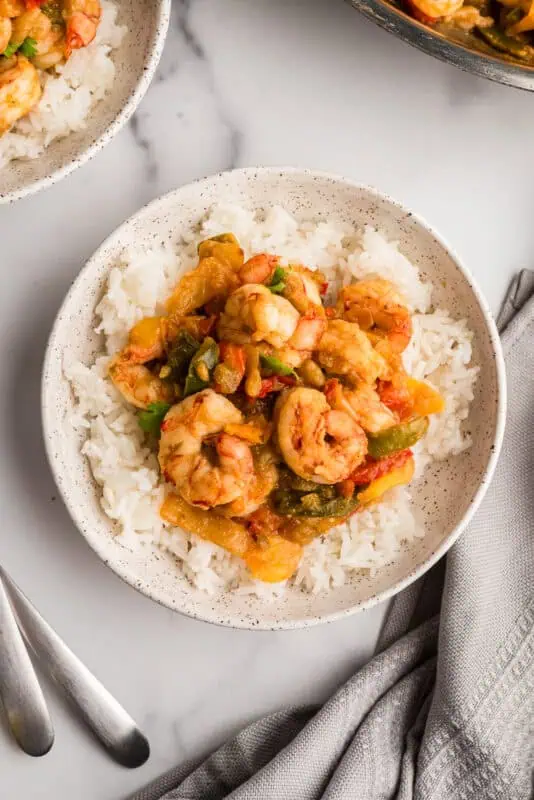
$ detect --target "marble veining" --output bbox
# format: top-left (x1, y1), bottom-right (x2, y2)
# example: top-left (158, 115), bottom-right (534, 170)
top-left (2, 0), bottom-right (534, 797)
top-left (127, 0), bottom-right (243, 193)
top-left (173, 0), bottom-right (243, 169)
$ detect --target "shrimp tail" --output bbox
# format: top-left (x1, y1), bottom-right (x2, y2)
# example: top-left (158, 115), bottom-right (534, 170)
top-left (65, 8), bottom-right (100, 56)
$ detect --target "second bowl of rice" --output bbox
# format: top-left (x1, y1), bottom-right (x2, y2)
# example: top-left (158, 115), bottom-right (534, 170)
top-left (0, 0), bottom-right (170, 204)
top-left (42, 167), bottom-right (506, 629)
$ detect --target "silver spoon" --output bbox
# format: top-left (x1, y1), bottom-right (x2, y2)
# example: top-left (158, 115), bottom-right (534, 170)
top-left (0, 567), bottom-right (150, 768)
top-left (0, 574), bottom-right (54, 756)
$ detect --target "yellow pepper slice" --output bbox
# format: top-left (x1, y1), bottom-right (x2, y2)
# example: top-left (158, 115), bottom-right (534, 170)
top-left (406, 377), bottom-right (445, 416)
top-left (161, 493), bottom-right (250, 558)
top-left (243, 535), bottom-right (303, 583)
top-left (224, 420), bottom-right (271, 445)
top-left (357, 455), bottom-right (415, 505)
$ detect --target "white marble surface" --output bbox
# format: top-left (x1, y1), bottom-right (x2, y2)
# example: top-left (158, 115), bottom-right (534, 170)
top-left (1, 0), bottom-right (534, 797)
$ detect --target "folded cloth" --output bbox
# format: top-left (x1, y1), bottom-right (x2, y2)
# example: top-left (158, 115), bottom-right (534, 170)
top-left (132, 273), bottom-right (534, 800)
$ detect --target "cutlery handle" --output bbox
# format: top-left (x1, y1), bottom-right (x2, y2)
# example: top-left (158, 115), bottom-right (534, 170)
top-left (0, 568), bottom-right (149, 768)
top-left (0, 576), bottom-right (54, 756)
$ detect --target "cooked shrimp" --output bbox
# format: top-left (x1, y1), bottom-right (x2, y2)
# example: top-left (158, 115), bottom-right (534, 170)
top-left (269, 312), bottom-right (327, 370)
top-left (108, 316), bottom-right (175, 409)
top-left (2, 3), bottom-right (66, 69)
top-left (159, 390), bottom-right (255, 509)
top-left (108, 359), bottom-right (174, 409)
top-left (239, 254), bottom-right (279, 285)
top-left (283, 265), bottom-right (324, 314)
top-left (325, 378), bottom-right (398, 434)
top-left (289, 308), bottom-right (326, 350)
top-left (0, 55), bottom-right (41, 135)
top-left (0, 17), bottom-right (12, 52)
top-left (407, 0), bottom-right (462, 20)
top-left (218, 284), bottom-right (300, 348)
top-left (276, 387), bottom-right (367, 484)
top-left (10, 7), bottom-right (58, 55)
top-left (280, 264), bottom-right (328, 356)
top-left (63, 0), bottom-right (101, 56)
top-left (337, 279), bottom-right (412, 354)
top-left (0, 0), bottom-right (24, 17)
top-left (317, 319), bottom-right (390, 385)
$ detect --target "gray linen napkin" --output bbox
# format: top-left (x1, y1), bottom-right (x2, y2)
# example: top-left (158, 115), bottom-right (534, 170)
top-left (132, 273), bottom-right (534, 800)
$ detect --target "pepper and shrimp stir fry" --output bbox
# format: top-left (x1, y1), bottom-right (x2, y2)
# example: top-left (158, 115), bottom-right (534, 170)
top-left (406, 0), bottom-right (534, 61)
top-left (109, 233), bottom-right (445, 584)
top-left (0, 0), bottom-right (101, 135)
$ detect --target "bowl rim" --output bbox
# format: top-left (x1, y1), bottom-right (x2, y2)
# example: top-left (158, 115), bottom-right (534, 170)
top-left (344, 0), bottom-right (534, 91)
top-left (41, 166), bottom-right (507, 630)
top-left (1, 0), bottom-right (172, 206)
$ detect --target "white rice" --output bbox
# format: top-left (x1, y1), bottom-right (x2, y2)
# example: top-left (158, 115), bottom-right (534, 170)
top-left (65, 204), bottom-right (479, 598)
top-left (0, 1), bottom-right (126, 168)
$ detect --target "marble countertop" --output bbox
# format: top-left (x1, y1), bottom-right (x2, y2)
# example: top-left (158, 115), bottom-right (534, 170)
top-left (2, 0), bottom-right (534, 797)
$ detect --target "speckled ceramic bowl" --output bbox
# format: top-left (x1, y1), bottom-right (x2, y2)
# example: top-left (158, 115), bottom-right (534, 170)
top-left (42, 168), bottom-right (506, 630)
top-left (1, 0), bottom-right (170, 204)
